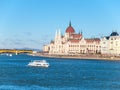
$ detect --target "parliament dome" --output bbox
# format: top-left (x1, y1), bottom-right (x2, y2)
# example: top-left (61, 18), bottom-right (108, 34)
top-left (66, 22), bottom-right (75, 33)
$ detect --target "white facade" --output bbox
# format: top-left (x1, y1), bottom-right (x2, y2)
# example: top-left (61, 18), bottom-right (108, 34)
top-left (43, 22), bottom-right (101, 55)
top-left (101, 32), bottom-right (120, 56)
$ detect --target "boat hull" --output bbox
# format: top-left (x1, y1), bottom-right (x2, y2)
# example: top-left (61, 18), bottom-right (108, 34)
top-left (28, 64), bottom-right (49, 67)
top-left (27, 60), bottom-right (49, 68)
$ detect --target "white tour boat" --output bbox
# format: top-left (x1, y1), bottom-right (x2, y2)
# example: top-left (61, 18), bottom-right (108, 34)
top-left (28, 60), bottom-right (49, 67)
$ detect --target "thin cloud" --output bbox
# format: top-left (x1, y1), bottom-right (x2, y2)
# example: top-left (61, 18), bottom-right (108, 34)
top-left (29, 39), bottom-right (41, 45)
top-left (24, 32), bottom-right (32, 36)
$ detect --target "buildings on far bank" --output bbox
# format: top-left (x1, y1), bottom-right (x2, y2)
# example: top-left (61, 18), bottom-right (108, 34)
top-left (43, 22), bottom-right (120, 56)
top-left (101, 32), bottom-right (120, 56)
top-left (43, 22), bottom-right (101, 55)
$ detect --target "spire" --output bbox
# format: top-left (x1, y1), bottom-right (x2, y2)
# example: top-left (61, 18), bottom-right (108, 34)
top-left (78, 30), bottom-right (80, 34)
top-left (69, 21), bottom-right (71, 26)
top-left (81, 31), bottom-right (83, 35)
top-left (55, 30), bottom-right (58, 40)
top-left (55, 30), bottom-right (58, 37)
top-left (50, 40), bottom-right (54, 43)
top-left (58, 29), bottom-right (61, 37)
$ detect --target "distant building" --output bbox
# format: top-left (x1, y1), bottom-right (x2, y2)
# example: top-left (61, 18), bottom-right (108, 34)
top-left (43, 22), bottom-right (101, 55)
top-left (101, 32), bottom-right (120, 56)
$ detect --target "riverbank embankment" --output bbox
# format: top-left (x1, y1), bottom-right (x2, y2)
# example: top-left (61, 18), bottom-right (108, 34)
top-left (30, 53), bottom-right (120, 61)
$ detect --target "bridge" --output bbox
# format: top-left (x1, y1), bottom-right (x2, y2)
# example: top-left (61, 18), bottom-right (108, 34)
top-left (0, 49), bottom-right (33, 54)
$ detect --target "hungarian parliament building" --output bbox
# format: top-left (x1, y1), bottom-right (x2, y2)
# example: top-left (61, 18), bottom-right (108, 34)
top-left (43, 22), bottom-right (120, 56)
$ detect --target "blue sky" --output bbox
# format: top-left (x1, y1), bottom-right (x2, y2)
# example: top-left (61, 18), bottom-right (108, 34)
top-left (0, 0), bottom-right (120, 49)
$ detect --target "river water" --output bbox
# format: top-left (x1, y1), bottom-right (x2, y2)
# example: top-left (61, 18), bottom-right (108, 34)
top-left (0, 54), bottom-right (120, 90)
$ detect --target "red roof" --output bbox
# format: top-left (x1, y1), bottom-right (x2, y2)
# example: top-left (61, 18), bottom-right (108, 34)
top-left (71, 34), bottom-right (82, 39)
top-left (69, 39), bottom-right (80, 43)
top-left (66, 26), bottom-right (75, 33)
top-left (85, 38), bottom-right (100, 43)
top-left (66, 22), bottom-right (75, 33)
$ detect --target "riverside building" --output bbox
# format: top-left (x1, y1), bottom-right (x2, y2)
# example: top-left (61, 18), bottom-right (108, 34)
top-left (101, 32), bottom-right (120, 56)
top-left (43, 22), bottom-right (101, 55)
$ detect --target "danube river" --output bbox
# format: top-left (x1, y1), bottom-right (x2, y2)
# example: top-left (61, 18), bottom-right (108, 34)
top-left (0, 54), bottom-right (120, 90)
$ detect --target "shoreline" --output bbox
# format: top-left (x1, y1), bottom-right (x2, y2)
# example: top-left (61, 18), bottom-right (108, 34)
top-left (30, 53), bottom-right (120, 61)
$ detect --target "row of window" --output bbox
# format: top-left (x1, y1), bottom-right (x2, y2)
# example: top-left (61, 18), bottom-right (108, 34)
top-left (111, 37), bottom-right (118, 40)
top-left (69, 45), bottom-right (100, 48)
top-left (103, 42), bottom-right (118, 46)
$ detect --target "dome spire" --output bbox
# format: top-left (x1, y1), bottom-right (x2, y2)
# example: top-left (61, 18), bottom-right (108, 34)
top-left (69, 21), bottom-right (71, 26)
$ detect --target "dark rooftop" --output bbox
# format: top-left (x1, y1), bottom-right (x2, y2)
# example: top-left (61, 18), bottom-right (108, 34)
top-left (110, 32), bottom-right (119, 36)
